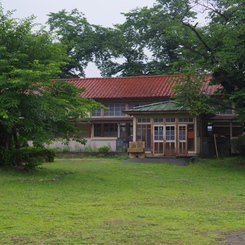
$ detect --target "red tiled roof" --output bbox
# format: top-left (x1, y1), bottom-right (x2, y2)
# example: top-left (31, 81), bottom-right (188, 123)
top-left (54, 75), bottom-right (220, 100)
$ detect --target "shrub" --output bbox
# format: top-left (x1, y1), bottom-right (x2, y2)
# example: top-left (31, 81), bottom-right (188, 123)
top-left (62, 148), bottom-right (70, 152)
top-left (0, 147), bottom-right (55, 170)
top-left (0, 147), bottom-right (14, 166)
top-left (231, 135), bottom-right (245, 156)
top-left (97, 146), bottom-right (110, 152)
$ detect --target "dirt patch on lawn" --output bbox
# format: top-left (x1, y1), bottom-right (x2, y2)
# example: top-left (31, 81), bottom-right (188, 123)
top-left (218, 229), bottom-right (245, 244)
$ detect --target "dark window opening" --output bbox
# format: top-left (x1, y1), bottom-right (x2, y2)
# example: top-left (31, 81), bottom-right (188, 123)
top-left (94, 123), bottom-right (118, 137)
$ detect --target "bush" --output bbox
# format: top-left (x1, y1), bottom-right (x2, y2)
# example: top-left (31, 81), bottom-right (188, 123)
top-left (97, 146), bottom-right (110, 153)
top-left (0, 148), bottom-right (14, 166)
top-left (231, 135), bottom-right (245, 156)
top-left (62, 148), bottom-right (70, 152)
top-left (0, 147), bottom-right (55, 170)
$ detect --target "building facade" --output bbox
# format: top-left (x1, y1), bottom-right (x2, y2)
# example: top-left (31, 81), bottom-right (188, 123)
top-left (48, 75), bottom-right (243, 157)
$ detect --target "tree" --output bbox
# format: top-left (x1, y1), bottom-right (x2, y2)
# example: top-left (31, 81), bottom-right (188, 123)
top-left (47, 7), bottom-right (184, 77)
top-left (47, 9), bottom-right (120, 78)
top-left (95, 5), bottom-right (184, 77)
top-left (47, 9), bottom-right (95, 78)
top-left (0, 8), bottom-right (101, 157)
top-left (97, 19), bottom-right (149, 77)
top-left (138, 0), bottom-right (245, 120)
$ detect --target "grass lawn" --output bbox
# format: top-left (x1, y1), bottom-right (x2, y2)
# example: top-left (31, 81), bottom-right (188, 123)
top-left (0, 157), bottom-right (244, 245)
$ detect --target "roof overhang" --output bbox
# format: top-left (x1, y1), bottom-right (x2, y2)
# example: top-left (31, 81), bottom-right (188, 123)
top-left (90, 117), bottom-right (133, 123)
top-left (124, 100), bottom-right (190, 116)
top-left (124, 110), bottom-right (187, 116)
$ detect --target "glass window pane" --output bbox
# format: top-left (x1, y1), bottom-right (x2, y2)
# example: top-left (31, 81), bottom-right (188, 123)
top-left (92, 108), bottom-right (102, 117)
top-left (154, 118), bottom-right (164, 122)
top-left (104, 104), bottom-right (126, 116)
top-left (179, 118), bottom-right (193, 122)
top-left (94, 124), bottom-right (102, 137)
top-left (138, 118), bottom-right (151, 123)
top-left (166, 118), bottom-right (175, 122)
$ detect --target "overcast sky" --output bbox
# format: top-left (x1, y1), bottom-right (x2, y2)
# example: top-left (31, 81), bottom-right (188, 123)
top-left (1, 0), bottom-right (156, 27)
top-left (1, 0), bottom-right (156, 77)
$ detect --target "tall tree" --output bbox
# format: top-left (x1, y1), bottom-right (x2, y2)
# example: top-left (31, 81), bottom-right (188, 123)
top-left (170, 0), bottom-right (245, 119)
top-left (0, 8), bottom-right (100, 152)
top-left (47, 9), bottom-right (95, 78)
top-left (47, 9), bottom-right (119, 78)
top-left (130, 0), bottom-right (244, 119)
top-left (97, 19), bottom-right (149, 77)
top-left (47, 7), bottom-right (184, 77)
top-left (96, 4), bottom-right (185, 77)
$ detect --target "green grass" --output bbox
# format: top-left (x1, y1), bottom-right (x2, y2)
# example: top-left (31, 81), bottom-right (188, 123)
top-left (0, 157), bottom-right (244, 245)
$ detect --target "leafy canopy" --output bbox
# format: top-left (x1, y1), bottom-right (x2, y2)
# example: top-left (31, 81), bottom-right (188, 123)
top-left (0, 7), bottom-right (101, 152)
top-left (46, 1), bottom-right (245, 120)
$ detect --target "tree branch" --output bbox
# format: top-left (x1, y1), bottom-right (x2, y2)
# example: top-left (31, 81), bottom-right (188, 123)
top-left (182, 22), bottom-right (216, 64)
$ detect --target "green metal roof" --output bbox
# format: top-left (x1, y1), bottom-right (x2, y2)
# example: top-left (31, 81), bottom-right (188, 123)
top-left (126, 100), bottom-right (186, 114)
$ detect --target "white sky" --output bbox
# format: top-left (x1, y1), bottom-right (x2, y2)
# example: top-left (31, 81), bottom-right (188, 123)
top-left (1, 0), bottom-right (156, 77)
top-left (1, 0), bottom-right (156, 27)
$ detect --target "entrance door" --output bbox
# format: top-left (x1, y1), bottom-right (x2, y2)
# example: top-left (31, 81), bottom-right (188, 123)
top-left (154, 125), bottom-right (176, 156)
top-left (178, 125), bottom-right (188, 155)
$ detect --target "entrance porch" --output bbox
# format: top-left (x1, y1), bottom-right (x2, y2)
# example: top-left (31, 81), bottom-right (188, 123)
top-left (124, 101), bottom-right (200, 157)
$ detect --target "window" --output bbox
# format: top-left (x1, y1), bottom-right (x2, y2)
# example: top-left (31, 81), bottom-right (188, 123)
top-left (91, 108), bottom-right (102, 117)
top-left (104, 104), bottom-right (126, 117)
top-left (120, 123), bottom-right (133, 137)
top-left (187, 124), bottom-right (195, 151)
top-left (94, 124), bottom-right (102, 137)
top-left (166, 118), bottom-right (175, 122)
top-left (179, 118), bottom-right (193, 122)
top-left (179, 126), bottom-right (186, 140)
top-left (94, 123), bottom-right (118, 137)
top-left (154, 126), bottom-right (164, 141)
top-left (166, 126), bottom-right (175, 141)
top-left (215, 108), bottom-right (233, 115)
top-left (138, 118), bottom-right (151, 123)
top-left (154, 118), bottom-right (164, 123)
top-left (213, 103), bottom-right (233, 114)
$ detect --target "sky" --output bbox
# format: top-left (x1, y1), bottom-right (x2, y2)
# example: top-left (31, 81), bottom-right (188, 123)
top-left (0, 0), bottom-right (156, 77)
top-left (1, 0), bottom-right (156, 77)
top-left (1, 0), bottom-right (156, 27)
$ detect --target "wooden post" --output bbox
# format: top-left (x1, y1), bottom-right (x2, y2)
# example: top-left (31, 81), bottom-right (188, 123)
top-left (214, 134), bottom-right (219, 158)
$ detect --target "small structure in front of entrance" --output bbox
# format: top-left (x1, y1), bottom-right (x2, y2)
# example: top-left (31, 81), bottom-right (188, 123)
top-left (127, 141), bottom-right (145, 158)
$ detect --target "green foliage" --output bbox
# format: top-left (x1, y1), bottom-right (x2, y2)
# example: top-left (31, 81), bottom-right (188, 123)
top-left (117, 155), bottom-right (130, 160)
top-left (0, 8), bottom-right (101, 158)
top-left (228, 88), bottom-right (245, 123)
top-left (0, 147), bottom-right (55, 170)
top-left (97, 145), bottom-right (110, 152)
top-left (47, 9), bottom-right (117, 78)
top-left (82, 146), bottom-right (95, 152)
top-left (46, 1), bottom-right (244, 96)
top-left (46, 2), bottom-right (245, 121)
top-left (62, 148), bottom-right (70, 152)
top-left (165, 0), bottom-right (244, 118)
top-left (0, 147), bottom-right (13, 166)
top-left (231, 135), bottom-right (245, 157)
top-left (124, 0), bottom-right (244, 119)
top-left (172, 75), bottom-right (216, 115)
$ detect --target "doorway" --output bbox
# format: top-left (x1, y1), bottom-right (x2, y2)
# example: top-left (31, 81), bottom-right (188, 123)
top-left (153, 125), bottom-right (176, 156)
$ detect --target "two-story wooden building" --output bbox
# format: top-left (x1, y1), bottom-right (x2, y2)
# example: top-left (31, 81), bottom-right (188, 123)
top-left (49, 75), bottom-right (243, 157)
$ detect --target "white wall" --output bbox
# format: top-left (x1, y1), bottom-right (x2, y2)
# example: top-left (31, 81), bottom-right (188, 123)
top-left (44, 138), bottom-right (117, 151)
